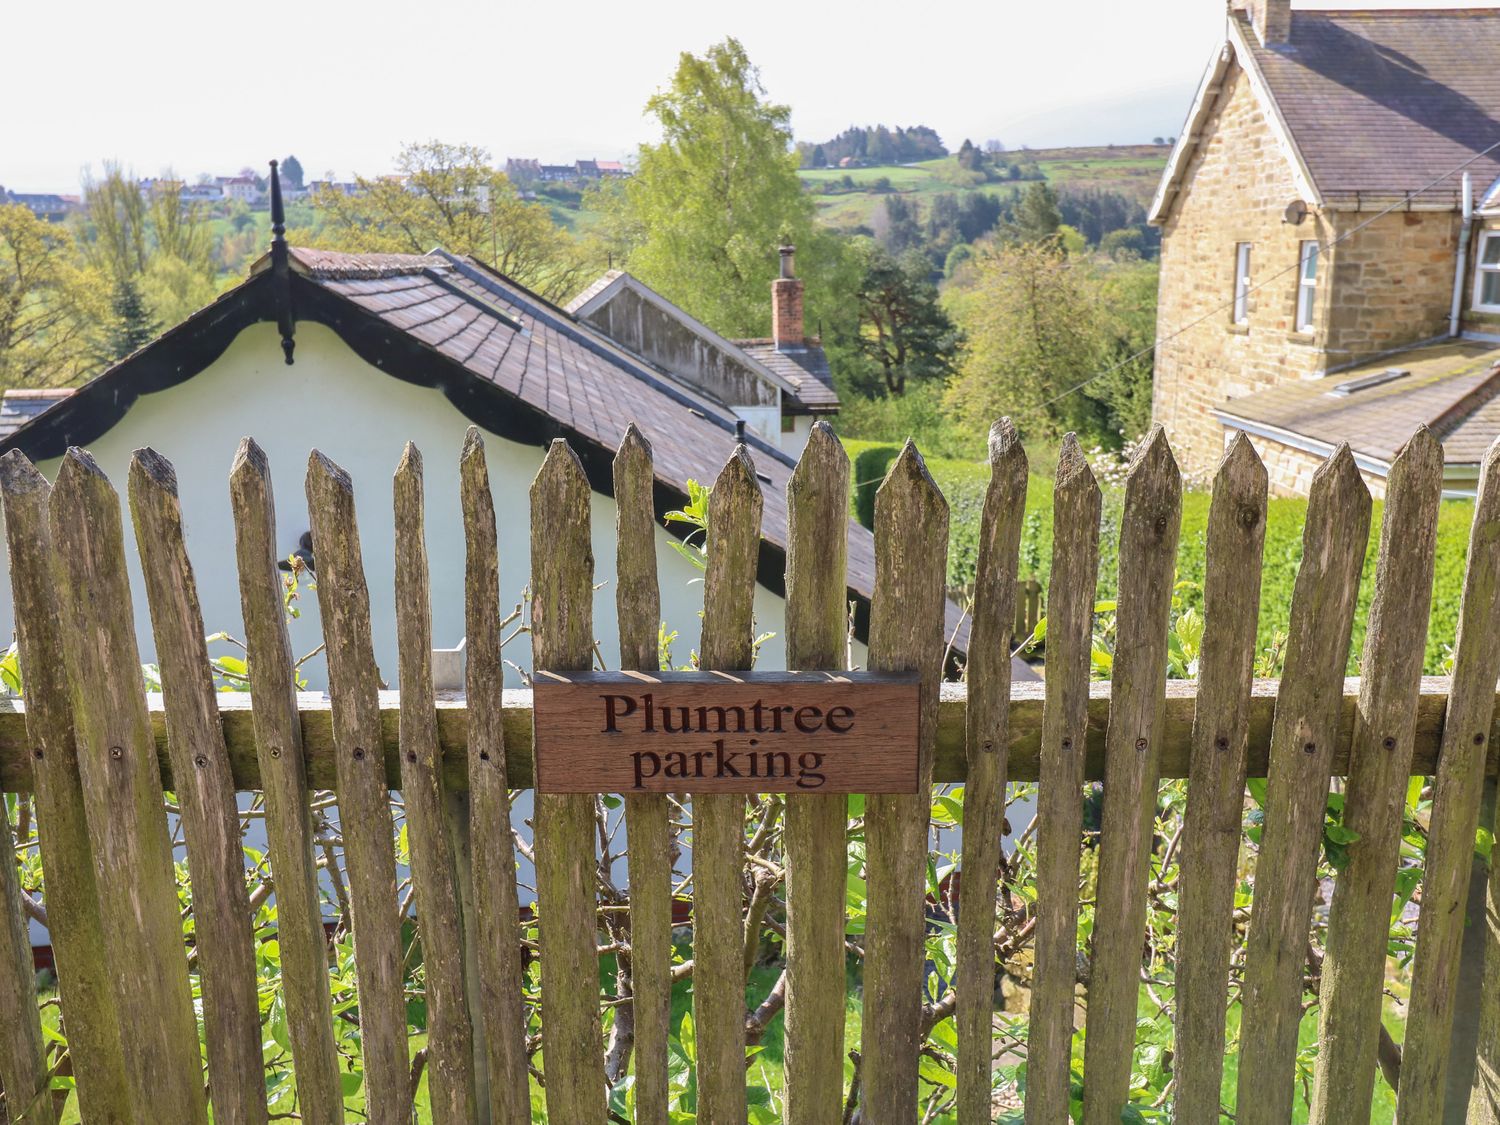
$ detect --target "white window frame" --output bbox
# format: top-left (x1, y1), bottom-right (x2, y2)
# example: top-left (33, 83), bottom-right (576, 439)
top-left (1233, 243), bottom-right (1252, 325)
top-left (1296, 240), bottom-right (1319, 332)
top-left (1475, 231), bottom-right (1500, 314)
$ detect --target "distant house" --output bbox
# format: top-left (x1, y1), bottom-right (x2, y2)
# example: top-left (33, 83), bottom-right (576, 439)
top-left (1150, 0), bottom-right (1500, 497)
top-left (538, 164), bottom-right (575, 182)
top-left (565, 246), bottom-right (839, 455)
top-left (575, 159), bottom-right (600, 178)
top-left (0, 389), bottom-right (72, 440)
top-left (182, 182), bottom-right (223, 204)
top-left (597, 160), bottom-right (628, 178)
top-left (505, 158), bottom-right (541, 183)
top-left (1, 189), bottom-right (78, 223)
top-left (218, 175), bottom-right (262, 202)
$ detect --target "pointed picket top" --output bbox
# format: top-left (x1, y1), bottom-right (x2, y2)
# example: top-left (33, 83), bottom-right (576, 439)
top-left (788, 420), bottom-right (847, 504)
top-left (1054, 431), bottom-right (1101, 504)
top-left (1218, 429), bottom-right (1268, 493)
top-left (229, 436), bottom-right (271, 488)
top-left (306, 448), bottom-right (354, 500)
top-left (0, 448), bottom-right (46, 499)
top-left (532, 436), bottom-right (588, 502)
top-left (876, 439), bottom-right (947, 522)
top-left (127, 446), bottom-right (178, 499)
top-left (1310, 441), bottom-right (1368, 504)
top-left (395, 440), bottom-right (422, 483)
top-left (1390, 424), bottom-right (1444, 486)
top-left (988, 416), bottom-right (1026, 468)
top-left (530, 438), bottom-right (593, 672)
top-left (460, 424), bottom-right (484, 465)
top-left (711, 440), bottom-right (760, 499)
top-left (790, 419), bottom-right (847, 503)
top-left (52, 447), bottom-right (118, 522)
top-left (1123, 422), bottom-right (1180, 505)
top-left (702, 442), bottom-right (763, 671)
top-left (618, 420), bottom-right (652, 464)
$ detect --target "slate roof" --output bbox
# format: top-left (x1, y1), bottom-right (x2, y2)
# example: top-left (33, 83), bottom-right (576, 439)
top-left (735, 340), bottom-right (840, 413)
top-left (0, 389), bottom-right (72, 440)
top-left (1242, 9), bottom-right (1500, 206)
top-left (283, 247), bottom-right (917, 631)
top-left (1216, 337), bottom-right (1500, 464)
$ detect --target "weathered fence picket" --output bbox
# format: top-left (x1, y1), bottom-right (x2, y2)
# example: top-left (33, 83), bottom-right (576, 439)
top-left (9, 418), bottom-right (1500, 1125)
top-left (459, 427), bottom-right (531, 1125)
top-left (782, 421), bottom-right (851, 1125)
top-left (48, 449), bottom-right (207, 1124)
top-left (611, 423), bottom-right (673, 1125)
top-left (393, 443), bottom-right (477, 1120)
top-left (130, 448), bottom-right (268, 1125)
top-left (861, 443), bottom-right (948, 1124)
top-left (1171, 432), bottom-right (1267, 1123)
top-left (1082, 426), bottom-right (1182, 1125)
top-left (529, 439), bottom-right (608, 1125)
top-left (1237, 445), bottom-right (1372, 1125)
top-left (954, 419), bottom-right (1026, 1124)
top-left (229, 438), bottom-right (345, 1124)
top-left (1025, 435), bottom-right (1101, 1123)
top-left (1, 451), bottom-right (130, 1124)
top-left (694, 444), bottom-right (762, 1125)
top-left (1405, 435), bottom-right (1500, 1122)
top-left (1312, 427), bottom-right (1443, 1124)
top-left (305, 451), bottom-right (409, 1125)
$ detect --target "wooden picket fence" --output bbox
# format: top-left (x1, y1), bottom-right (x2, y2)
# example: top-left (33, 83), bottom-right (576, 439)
top-left (1, 416), bottom-right (1499, 1124)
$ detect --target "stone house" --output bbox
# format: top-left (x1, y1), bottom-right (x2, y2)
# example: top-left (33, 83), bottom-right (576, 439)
top-left (1149, 0), bottom-right (1500, 496)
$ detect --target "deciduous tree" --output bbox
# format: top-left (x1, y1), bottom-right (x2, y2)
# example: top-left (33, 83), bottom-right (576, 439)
top-left (0, 205), bottom-right (110, 387)
top-left (312, 141), bottom-right (594, 302)
top-left (593, 39), bottom-right (844, 338)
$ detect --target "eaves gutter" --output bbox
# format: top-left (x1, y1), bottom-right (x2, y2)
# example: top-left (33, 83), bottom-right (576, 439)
top-left (1214, 409), bottom-right (1483, 497)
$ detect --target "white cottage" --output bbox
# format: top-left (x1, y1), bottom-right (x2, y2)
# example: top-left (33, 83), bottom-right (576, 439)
top-left (0, 234), bottom-right (992, 692)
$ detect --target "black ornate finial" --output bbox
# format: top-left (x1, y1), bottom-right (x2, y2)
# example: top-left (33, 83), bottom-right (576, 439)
top-left (268, 160), bottom-right (295, 365)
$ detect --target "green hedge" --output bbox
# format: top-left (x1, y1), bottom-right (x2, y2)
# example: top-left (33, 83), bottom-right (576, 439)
top-left (844, 439), bottom-right (1470, 675)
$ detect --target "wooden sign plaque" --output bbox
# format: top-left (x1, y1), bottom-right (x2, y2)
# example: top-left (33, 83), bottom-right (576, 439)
top-left (532, 670), bottom-right (921, 794)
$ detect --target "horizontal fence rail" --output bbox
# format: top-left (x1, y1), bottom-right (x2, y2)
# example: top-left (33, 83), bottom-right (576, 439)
top-left (0, 677), bottom-right (1487, 792)
top-left (3, 418), bottom-right (1500, 1125)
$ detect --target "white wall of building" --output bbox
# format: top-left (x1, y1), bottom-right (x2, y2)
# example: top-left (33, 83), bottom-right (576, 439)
top-left (0, 321), bottom-right (867, 688)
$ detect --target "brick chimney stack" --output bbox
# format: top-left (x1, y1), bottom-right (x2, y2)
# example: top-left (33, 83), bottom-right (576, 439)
top-left (1235, 0), bottom-right (1290, 46)
top-left (773, 245), bottom-right (805, 351)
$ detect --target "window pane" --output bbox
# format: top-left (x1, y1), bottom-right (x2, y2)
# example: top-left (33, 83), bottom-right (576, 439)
top-left (1483, 271), bottom-right (1500, 308)
top-left (1301, 242), bottom-right (1318, 281)
top-left (1482, 235), bottom-right (1500, 266)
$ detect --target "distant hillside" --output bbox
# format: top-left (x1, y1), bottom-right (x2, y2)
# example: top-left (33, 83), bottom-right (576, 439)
top-left (800, 144), bottom-right (1170, 232)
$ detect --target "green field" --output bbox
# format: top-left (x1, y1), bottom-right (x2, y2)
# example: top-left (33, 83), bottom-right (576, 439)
top-left (800, 145), bottom-right (1170, 231)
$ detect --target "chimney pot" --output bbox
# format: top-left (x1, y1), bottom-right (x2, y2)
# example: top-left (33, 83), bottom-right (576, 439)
top-left (1237, 0), bottom-right (1290, 45)
top-left (779, 245), bottom-right (796, 279)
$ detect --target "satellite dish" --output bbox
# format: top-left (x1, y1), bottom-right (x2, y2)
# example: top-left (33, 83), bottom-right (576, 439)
top-left (1284, 200), bottom-right (1309, 225)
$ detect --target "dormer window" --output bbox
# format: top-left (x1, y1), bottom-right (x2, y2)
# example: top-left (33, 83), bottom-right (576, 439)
top-left (1233, 243), bottom-right (1252, 325)
top-left (1476, 232), bottom-right (1500, 314)
top-left (1296, 241), bottom-right (1319, 332)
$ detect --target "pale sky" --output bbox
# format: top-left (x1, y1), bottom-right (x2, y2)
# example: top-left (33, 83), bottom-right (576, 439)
top-left (6, 0), bottom-right (1497, 193)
